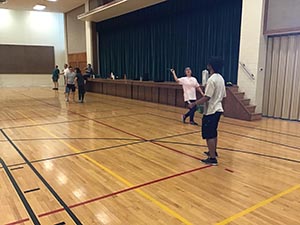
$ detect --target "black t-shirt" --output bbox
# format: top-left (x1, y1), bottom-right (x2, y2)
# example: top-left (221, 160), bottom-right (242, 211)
top-left (76, 73), bottom-right (85, 86)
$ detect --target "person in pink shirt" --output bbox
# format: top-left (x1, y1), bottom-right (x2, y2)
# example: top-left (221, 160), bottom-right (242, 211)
top-left (171, 67), bottom-right (204, 125)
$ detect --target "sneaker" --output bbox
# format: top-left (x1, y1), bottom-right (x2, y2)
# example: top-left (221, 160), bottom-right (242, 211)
top-left (204, 151), bottom-right (219, 157)
top-left (201, 157), bottom-right (218, 166)
top-left (181, 115), bottom-right (187, 124)
top-left (190, 121), bottom-right (198, 125)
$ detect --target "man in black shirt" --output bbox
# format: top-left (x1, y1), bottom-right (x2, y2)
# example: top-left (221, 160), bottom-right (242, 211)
top-left (75, 68), bottom-right (86, 103)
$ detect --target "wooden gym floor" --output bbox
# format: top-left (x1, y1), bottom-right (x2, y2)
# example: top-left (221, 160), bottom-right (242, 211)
top-left (0, 88), bottom-right (299, 225)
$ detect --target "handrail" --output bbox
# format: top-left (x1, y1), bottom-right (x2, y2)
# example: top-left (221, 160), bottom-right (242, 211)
top-left (239, 61), bottom-right (255, 80)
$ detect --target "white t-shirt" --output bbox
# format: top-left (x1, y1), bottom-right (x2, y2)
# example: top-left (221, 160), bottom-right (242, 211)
top-left (63, 68), bottom-right (70, 76)
top-left (66, 71), bottom-right (76, 85)
top-left (178, 76), bottom-right (200, 102)
top-left (63, 68), bottom-right (70, 83)
top-left (204, 73), bottom-right (226, 115)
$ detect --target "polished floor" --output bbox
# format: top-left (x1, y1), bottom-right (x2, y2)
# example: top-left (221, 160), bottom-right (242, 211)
top-left (0, 88), bottom-right (299, 225)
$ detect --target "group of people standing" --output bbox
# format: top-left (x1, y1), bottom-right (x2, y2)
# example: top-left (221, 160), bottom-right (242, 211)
top-left (52, 64), bottom-right (94, 103)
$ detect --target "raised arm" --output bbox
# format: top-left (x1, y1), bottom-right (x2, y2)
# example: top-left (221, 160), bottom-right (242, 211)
top-left (170, 69), bottom-right (179, 82)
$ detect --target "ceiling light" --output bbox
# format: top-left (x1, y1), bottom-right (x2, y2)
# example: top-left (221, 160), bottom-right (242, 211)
top-left (33, 4), bottom-right (46, 10)
top-left (47, 0), bottom-right (57, 2)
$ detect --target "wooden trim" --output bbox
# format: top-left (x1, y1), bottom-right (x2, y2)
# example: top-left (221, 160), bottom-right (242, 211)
top-left (265, 27), bottom-right (300, 36)
top-left (86, 79), bottom-right (260, 121)
top-left (263, 0), bottom-right (269, 35)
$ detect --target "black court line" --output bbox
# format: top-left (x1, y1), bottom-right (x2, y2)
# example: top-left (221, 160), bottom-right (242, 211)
top-left (12, 137), bottom-right (140, 142)
top-left (2, 112), bottom-right (147, 131)
top-left (150, 131), bottom-right (199, 141)
top-left (55, 222), bottom-right (66, 225)
top-left (0, 158), bottom-right (40, 225)
top-left (148, 108), bottom-right (300, 138)
top-left (153, 140), bottom-right (300, 164)
top-left (4, 141), bottom-right (144, 169)
top-left (92, 112), bottom-right (148, 120)
top-left (0, 129), bottom-right (82, 225)
top-left (22, 92), bottom-right (300, 162)
top-left (3, 130), bottom-right (202, 169)
top-left (2, 119), bottom-right (86, 130)
top-left (221, 130), bottom-right (300, 151)
top-left (24, 188), bottom-right (40, 194)
top-left (94, 98), bottom-right (300, 139)
top-left (148, 113), bottom-right (300, 151)
top-left (10, 166), bottom-right (24, 171)
top-left (220, 120), bottom-right (300, 139)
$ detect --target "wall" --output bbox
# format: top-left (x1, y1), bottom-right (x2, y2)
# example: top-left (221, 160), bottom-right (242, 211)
top-left (0, 9), bottom-right (66, 87)
top-left (65, 5), bottom-right (86, 54)
top-left (237, 0), bottom-right (267, 113)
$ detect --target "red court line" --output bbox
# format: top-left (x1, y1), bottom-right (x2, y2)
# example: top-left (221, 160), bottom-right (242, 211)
top-left (225, 168), bottom-right (234, 173)
top-left (78, 115), bottom-right (204, 160)
top-left (20, 94), bottom-right (205, 161)
top-left (6, 165), bottom-right (212, 225)
top-left (153, 142), bottom-right (202, 160)
top-left (5, 218), bottom-right (30, 225)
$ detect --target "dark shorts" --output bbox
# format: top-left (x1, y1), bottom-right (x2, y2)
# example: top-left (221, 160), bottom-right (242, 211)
top-left (52, 77), bottom-right (58, 82)
top-left (66, 84), bottom-right (76, 93)
top-left (202, 112), bottom-right (222, 139)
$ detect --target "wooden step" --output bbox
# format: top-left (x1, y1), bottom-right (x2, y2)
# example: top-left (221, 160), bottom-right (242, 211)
top-left (250, 113), bottom-right (262, 121)
top-left (234, 92), bottom-right (245, 100)
top-left (230, 86), bottom-right (239, 93)
top-left (246, 105), bottom-right (256, 113)
top-left (241, 98), bottom-right (251, 106)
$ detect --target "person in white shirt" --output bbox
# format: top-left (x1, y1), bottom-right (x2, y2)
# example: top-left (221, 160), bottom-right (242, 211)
top-left (189, 57), bottom-right (226, 166)
top-left (171, 67), bottom-right (204, 125)
top-left (65, 66), bottom-right (76, 102)
top-left (61, 64), bottom-right (70, 94)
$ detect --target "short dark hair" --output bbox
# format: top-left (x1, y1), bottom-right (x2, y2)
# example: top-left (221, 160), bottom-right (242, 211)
top-left (208, 57), bottom-right (224, 73)
top-left (75, 67), bottom-right (81, 73)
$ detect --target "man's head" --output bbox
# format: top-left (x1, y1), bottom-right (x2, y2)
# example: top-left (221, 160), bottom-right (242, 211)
top-left (75, 67), bottom-right (81, 74)
top-left (64, 64), bottom-right (68, 69)
top-left (184, 67), bottom-right (192, 77)
top-left (55, 65), bottom-right (58, 69)
top-left (87, 64), bottom-right (92, 68)
top-left (207, 57), bottom-right (224, 74)
top-left (68, 66), bottom-right (73, 72)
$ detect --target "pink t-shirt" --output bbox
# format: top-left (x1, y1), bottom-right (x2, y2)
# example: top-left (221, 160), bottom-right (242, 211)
top-left (178, 77), bottom-right (200, 102)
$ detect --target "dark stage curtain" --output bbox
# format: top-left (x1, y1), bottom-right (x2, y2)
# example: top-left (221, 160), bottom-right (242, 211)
top-left (97, 0), bottom-right (242, 83)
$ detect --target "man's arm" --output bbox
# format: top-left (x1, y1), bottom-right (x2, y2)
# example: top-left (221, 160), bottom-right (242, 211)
top-left (197, 86), bottom-right (204, 96)
top-left (170, 69), bottom-right (180, 82)
top-left (188, 96), bottom-right (210, 108)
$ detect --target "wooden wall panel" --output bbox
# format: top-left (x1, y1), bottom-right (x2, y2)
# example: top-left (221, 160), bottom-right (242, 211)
top-left (68, 52), bottom-right (87, 72)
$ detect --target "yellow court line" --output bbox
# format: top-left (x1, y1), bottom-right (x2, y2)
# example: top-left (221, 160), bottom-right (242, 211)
top-left (216, 184), bottom-right (300, 225)
top-left (17, 112), bottom-right (193, 225)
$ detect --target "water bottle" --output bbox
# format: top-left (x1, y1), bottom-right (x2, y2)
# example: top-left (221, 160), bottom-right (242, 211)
top-left (202, 69), bottom-right (209, 86)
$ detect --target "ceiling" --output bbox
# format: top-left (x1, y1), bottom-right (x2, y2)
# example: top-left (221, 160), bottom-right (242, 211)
top-left (78, 0), bottom-right (166, 22)
top-left (0, 0), bottom-right (86, 13)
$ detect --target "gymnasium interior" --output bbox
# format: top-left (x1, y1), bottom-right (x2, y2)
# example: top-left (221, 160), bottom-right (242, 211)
top-left (0, 0), bottom-right (299, 224)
